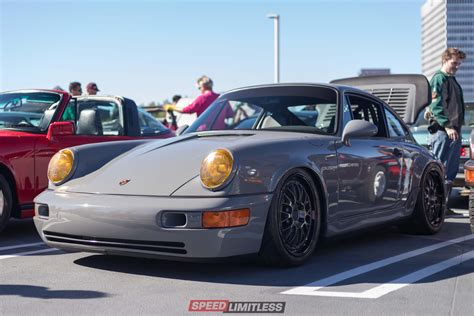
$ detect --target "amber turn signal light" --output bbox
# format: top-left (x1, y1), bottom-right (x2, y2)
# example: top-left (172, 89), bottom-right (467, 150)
top-left (465, 169), bottom-right (474, 184)
top-left (202, 209), bottom-right (250, 228)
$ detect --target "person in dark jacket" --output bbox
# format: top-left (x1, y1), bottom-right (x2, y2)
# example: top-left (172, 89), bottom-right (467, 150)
top-left (428, 47), bottom-right (466, 213)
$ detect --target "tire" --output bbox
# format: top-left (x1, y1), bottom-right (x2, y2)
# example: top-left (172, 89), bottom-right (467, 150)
top-left (0, 174), bottom-right (13, 233)
top-left (469, 193), bottom-right (474, 234)
top-left (258, 169), bottom-right (321, 267)
top-left (400, 164), bottom-right (445, 234)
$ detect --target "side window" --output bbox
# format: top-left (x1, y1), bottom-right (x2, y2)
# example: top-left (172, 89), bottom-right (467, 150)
top-left (346, 94), bottom-right (387, 137)
top-left (385, 108), bottom-right (408, 138)
top-left (98, 102), bottom-right (123, 136)
top-left (61, 100), bottom-right (123, 136)
top-left (60, 100), bottom-right (76, 121)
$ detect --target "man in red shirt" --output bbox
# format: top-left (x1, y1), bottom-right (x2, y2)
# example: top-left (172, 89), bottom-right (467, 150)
top-left (171, 75), bottom-right (219, 117)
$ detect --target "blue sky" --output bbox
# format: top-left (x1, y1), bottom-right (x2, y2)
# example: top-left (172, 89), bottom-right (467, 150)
top-left (1, 0), bottom-right (425, 105)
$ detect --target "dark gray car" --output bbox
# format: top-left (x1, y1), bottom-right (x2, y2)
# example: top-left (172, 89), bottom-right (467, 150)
top-left (34, 77), bottom-right (446, 266)
top-left (332, 76), bottom-right (474, 189)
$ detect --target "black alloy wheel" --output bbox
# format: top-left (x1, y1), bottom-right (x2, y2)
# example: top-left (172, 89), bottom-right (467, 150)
top-left (259, 169), bottom-right (320, 266)
top-left (422, 169), bottom-right (444, 228)
top-left (278, 178), bottom-right (316, 257)
top-left (399, 164), bottom-right (444, 234)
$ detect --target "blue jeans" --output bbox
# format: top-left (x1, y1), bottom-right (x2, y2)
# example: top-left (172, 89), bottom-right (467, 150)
top-left (429, 130), bottom-right (462, 181)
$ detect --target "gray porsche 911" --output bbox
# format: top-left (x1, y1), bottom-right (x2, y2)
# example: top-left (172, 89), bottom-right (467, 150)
top-left (34, 75), bottom-right (446, 266)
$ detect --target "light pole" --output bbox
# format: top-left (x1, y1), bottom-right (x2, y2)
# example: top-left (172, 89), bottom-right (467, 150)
top-left (267, 13), bottom-right (280, 83)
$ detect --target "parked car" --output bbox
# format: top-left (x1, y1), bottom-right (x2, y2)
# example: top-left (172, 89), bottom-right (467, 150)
top-left (0, 90), bottom-right (174, 232)
top-left (34, 76), bottom-right (447, 266)
top-left (331, 76), bottom-right (473, 190)
top-left (462, 130), bottom-right (474, 233)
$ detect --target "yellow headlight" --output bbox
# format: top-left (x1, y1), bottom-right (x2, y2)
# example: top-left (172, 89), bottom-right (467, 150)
top-left (200, 149), bottom-right (234, 190)
top-left (48, 149), bottom-right (75, 185)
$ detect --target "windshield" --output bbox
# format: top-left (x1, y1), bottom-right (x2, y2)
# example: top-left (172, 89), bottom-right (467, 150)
top-left (0, 92), bottom-right (61, 132)
top-left (185, 88), bottom-right (338, 135)
top-left (137, 107), bottom-right (171, 135)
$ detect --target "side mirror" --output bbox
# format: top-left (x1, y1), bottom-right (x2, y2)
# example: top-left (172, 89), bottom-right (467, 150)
top-left (47, 121), bottom-right (75, 141)
top-left (341, 119), bottom-right (378, 146)
top-left (176, 124), bottom-right (189, 136)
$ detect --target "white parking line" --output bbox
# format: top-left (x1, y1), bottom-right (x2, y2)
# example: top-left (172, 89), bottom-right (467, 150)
top-left (0, 242), bottom-right (45, 252)
top-left (450, 210), bottom-right (469, 217)
top-left (0, 248), bottom-right (57, 260)
top-left (282, 234), bottom-right (474, 298)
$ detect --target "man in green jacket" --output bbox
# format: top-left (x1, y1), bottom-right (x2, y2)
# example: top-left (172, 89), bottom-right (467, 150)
top-left (428, 47), bottom-right (466, 213)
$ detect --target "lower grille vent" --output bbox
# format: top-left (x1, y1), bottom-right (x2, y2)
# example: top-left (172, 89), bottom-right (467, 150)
top-left (44, 231), bottom-right (187, 254)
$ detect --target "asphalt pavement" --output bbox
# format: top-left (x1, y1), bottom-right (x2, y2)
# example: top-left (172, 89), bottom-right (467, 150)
top-left (0, 190), bottom-right (472, 316)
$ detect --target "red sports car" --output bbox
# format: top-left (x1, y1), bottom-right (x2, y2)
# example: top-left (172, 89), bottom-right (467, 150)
top-left (0, 89), bottom-right (174, 231)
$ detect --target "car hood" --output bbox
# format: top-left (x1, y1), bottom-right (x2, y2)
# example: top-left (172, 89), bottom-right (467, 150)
top-left (58, 130), bottom-right (315, 196)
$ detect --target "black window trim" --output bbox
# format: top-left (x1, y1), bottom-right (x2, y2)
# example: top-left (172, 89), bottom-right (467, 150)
top-left (343, 91), bottom-right (389, 138)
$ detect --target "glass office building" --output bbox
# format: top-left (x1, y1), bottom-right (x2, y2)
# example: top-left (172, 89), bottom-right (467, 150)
top-left (421, 0), bottom-right (474, 102)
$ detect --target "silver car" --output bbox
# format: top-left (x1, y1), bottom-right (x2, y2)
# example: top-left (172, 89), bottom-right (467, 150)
top-left (34, 76), bottom-right (446, 266)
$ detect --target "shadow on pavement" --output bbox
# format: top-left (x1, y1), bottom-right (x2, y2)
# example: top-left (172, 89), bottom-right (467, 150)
top-left (0, 285), bottom-right (108, 299)
top-left (1, 219), bottom-right (40, 241)
top-left (73, 222), bottom-right (473, 287)
top-left (449, 188), bottom-right (469, 209)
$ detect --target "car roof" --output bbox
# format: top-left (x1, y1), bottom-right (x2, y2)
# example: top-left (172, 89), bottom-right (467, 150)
top-left (221, 82), bottom-right (368, 96)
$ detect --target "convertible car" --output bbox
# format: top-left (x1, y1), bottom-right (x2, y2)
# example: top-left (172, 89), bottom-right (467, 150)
top-left (34, 76), bottom-right (446, 266)
top-left (0, 90), bottom-right (174, 232)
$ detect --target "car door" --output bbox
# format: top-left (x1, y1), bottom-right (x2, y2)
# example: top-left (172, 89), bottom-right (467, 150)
top-left (384, 106), bottom-right (416, 205)
top-left (336, 93), bottom-right (406, 223)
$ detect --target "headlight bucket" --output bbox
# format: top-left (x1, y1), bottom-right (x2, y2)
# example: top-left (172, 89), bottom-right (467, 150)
top-left (200, 149), bottom-right (235, 190)
top-left (48, 149), bottom-right (76, 185)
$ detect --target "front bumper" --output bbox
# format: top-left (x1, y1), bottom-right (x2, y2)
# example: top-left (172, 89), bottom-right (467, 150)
top-left (34, 190), bottom-right (273, 260)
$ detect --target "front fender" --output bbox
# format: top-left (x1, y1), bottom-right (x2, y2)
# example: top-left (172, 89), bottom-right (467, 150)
top-left (172, 139), bottom-right (333, 201)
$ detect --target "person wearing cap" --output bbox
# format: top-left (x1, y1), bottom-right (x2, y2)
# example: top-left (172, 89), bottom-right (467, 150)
top-left (165, 75), bottom-right (219, 117)
top-left (86, 82), bottom-right (100, 95)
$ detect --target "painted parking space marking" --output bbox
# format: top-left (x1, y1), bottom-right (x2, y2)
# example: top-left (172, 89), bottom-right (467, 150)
top-left (282, 234), bottom-right (474, 298)
top-left (0, 242), bottom-right (44, 252)
top-left (449, 209), bottom-right (469, 217)
top-left (0, 248), bottom-right (58, 260)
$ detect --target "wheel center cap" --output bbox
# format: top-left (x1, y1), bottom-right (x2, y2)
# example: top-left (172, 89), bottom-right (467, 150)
top-left (298, 209), bottom-right (305, 219)
top-left (291, 204), bottom-right (306, 222)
